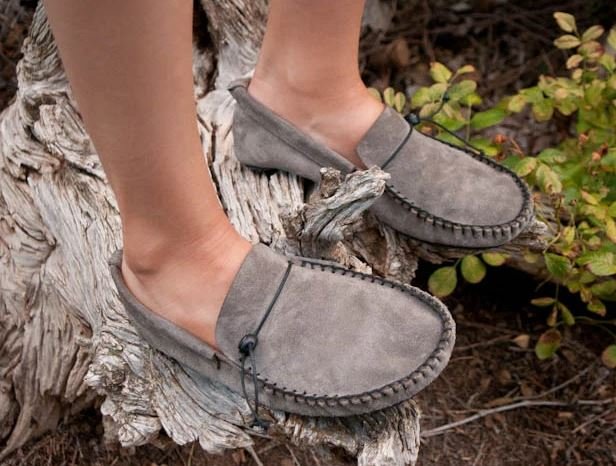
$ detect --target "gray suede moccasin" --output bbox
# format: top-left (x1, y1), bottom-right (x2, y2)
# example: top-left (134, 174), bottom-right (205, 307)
top-left (229, 79), bottom-right (533, 249)
top-left (109, 244), bottom-right (455, 422)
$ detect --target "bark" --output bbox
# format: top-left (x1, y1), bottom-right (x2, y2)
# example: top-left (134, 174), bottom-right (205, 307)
top-left (0, 1), bottom-right (546, 464)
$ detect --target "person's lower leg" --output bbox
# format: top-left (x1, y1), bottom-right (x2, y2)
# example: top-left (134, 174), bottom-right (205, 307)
top-left (249, 0), bottom-right (383, 165)
top-left (43, 0), bottom-right (251, 347)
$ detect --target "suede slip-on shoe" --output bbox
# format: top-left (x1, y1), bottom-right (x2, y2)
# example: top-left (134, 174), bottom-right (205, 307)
top-left (109, 244), bottom-right (455, 421)
top-left (229, 79), bottom-right (534, 249)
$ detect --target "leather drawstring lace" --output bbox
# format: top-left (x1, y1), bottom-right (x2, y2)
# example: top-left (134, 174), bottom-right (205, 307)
top-left (239, 334), bottom-right (262, 426)
top-left (404, 94), bottom-right (483, 156)
top-left (238, 261), bottom-right (293, 429)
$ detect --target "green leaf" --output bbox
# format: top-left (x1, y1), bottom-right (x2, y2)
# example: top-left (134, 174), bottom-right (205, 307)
top-left (580, 190), bottom-right (599, 205)
top-left (367, 87), bottom-right (382, 102)
top-left (553, 87), bottom-right (569, 101)
top-left (419, 102), bottom-right (442, 118)
top-left (587, 252), bottom-right (616, 276)
top-left (572, 65), bottom-right (583, 79)
top-left (430, 62), bottom-right (452, 83)
top-left (434, 112), bottom-right (466, 132)
top-left (531, 297), bottom-right (556, 307)
top-left (580, 204), bottom-right (607, 221)
top-left (428, 267), bottom-right (458, 297)
top-left (383, 87), bottom-right (396, 107)
top-left (579, 40), bottom-right (603, 60)
top-left (579, 271), bottom-right (596, 284)
top-left (602, 150), bottom-right (616, 170)
top-left (393, 92), bottom-right (406, 113)
top-left (557, 302), bottom-right (575, 326)
top-left (428, 83), bottom-right (448, 101)
top-left (507, 94), bottom-right (527, 112)
top-left (561, 226), bottom-right (576, 245)
top-left (460, 256), bottom-right (487, 284)
top-left (441, 102), bottom-right (466, 122)
top-left (482, 252), bottom-right (507, 266)
top-left (547, 308), bottom-right (558, 327)
top-left (537, 147), bottom-right (567, 165)
top-left (582, 25), bottom-right (604, 42)
top-left (555, 98), bottom-right (578, 116)
top-left (588, 298), bottom-right (607, 316)
top-left (566, 54), bottom-right (583, 69)
top-left (535, 329), bottom-right (562, 360)
top-left (567, 280), bottom-right (582, 294)
top-left (591, 280), bottom-right (616, 301)
top-left (535, 164), bottom-right (563, 194)
top-left (605, 218), bottom-right (616, 244)
top-left (600, 54), bottom-right (616, 73)
top-left (554, 34), bottom-right (581, 49)
top-left (410, 87), bottom-right (431, 108)
top-left (468, 138), bottom-right (499, 157)
top-left (532, 99), bottom-right (554, 121)
top-left (460, 93), bottom-right (482, 106)
top-left (435, 131), bottom-right (466, 147)
top-left (608, 27), bottom-right (616, 50)
top-left (585, 80), bottom-right (605, 107)
top-left (544, 253), bottom-right (572, 279)
top-left (553, 12), bottom-right (577, 33)
top-left (601, 345), bottom-right (616, 369)
top-left (447, 80), bottom-right (477, 101)
top-left (455, 64), bottom-right (476, 76)
top-left (514, 157), bottom-right (537, 177)
top-left (520, 87), bottom-right (545, 104)
top-left (470, 108), bottom-right (506, 130)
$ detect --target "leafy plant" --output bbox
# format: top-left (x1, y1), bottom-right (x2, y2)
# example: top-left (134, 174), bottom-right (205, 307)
top-left (427, 253), bottom-right (507, 298)
top-left (374, 12), bottom-right (616, 365)
top-left (503, 13), bottom-right (616, 360)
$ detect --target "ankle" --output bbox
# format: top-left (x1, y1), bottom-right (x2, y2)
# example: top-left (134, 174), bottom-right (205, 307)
top-left (248, 76), bottom-right (383, 163)
top-left (121, 222), bottom-right (247, 278)
top-left (249, 73), bottom-right (369, 112)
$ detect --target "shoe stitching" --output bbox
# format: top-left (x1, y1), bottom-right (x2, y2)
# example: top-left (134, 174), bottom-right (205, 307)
top-left (242, 257), bottom-right (455, 406)
top-left (384, 133), bottom-right (534, 237)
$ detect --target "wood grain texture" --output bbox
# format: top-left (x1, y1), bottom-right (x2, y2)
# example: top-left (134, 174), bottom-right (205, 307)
top-left (0, 1), bottom-right (545, 464)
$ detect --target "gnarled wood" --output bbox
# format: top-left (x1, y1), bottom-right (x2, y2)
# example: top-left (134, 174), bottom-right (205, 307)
top-left (0, 1), bottom-right (545, 464)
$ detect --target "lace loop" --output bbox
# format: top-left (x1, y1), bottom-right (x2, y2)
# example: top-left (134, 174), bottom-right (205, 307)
top-left (237, 261), bottom-right (293, 428)
top-left (239, 334), bottom-right (267, 428)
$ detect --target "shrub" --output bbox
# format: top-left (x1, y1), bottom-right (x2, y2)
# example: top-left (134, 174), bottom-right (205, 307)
top-left (374, 12), bottom-right (616, 365)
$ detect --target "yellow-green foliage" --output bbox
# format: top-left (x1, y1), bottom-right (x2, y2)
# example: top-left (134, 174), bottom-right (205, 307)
top-left (375, 13), bottom-right (616, 365)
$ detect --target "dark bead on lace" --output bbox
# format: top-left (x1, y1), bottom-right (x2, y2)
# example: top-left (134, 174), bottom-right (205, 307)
top-left (406, 112), bottom-right (421, 126)
top-left (239, 334), bottom-right (258, 355)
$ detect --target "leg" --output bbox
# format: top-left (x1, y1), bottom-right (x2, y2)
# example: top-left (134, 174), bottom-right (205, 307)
top-left (249, 0), bottom-right (383, 166)
top-left (43, 0), bottom-right (251, 347)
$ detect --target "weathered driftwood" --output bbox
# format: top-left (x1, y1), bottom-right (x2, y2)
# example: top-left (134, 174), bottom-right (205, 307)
top-left (0, 1), bottom-right (546, 464)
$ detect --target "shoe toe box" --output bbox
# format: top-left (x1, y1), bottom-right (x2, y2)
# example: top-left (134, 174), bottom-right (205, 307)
top-left (386, 130), bottom-right (531, 228)
top-left (216, 250), bottom-right (454, 415)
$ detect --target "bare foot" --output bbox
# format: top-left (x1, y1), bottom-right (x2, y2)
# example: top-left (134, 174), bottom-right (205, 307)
top-left (247, 77), bottom-right (384, 168)
top-left (120, 224), bottom-right (252, 349)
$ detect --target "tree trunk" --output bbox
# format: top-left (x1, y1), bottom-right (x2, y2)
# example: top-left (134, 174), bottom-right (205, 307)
top-left (0, 1), bottom-right (546, 464)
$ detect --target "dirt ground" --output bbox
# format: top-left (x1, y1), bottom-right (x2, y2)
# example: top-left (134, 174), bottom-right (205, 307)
top-left (1, 1), bottom-right (615, 465)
